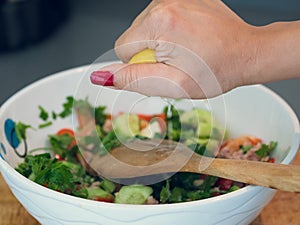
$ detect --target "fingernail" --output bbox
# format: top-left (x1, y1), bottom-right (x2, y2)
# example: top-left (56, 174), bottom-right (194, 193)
top-left (90, 71), bottom-right (114, 86)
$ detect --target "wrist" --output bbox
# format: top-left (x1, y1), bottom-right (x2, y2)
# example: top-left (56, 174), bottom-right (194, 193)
top-left (246, 21), bottom-right (300, 84)
top-left (227, 24), bottom-right (262, 87)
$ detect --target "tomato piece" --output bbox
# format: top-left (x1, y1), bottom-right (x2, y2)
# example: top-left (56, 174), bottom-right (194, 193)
top-left (268, 157), bottom-right (275, 163)
top-left (92, 196), bottom-right (114, 203)
top-left (137, 114), bottom-right (153, 122)
top-left (87, 187), bottom-right (115, 203)
top-left (57, 128), bottom-right (75, 137)
top-left (56, 128), bottom-right (77, 150)
top-left (155, 113), bottom-right (166, 121)
top-left (140, 119), bottom-right (149, 130)
top-left (138, 113), bottom-right (166, 132)
top-left (138, 113), bottom-right (166, 122)
top-left (212, 192), bottom-right (221, 197)
top-left (54, 153), bottom-right (65, 161)
top-left (246, 136), bottom-right (262, 145)
top-left (216, 178), bottom-right (233, 191)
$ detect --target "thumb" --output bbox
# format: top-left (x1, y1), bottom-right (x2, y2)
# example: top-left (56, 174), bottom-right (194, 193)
top-left (90, 63), bottom-right (202, 99)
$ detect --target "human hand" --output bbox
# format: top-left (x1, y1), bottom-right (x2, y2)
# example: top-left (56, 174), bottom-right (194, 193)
top-left (90, 0), bottom-right (300, 99)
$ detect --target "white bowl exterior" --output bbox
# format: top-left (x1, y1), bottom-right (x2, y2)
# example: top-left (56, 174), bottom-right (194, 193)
top-left (0, 63), bottom-right (299, 225)
top-left (0, 160), bottom-right (276, 225)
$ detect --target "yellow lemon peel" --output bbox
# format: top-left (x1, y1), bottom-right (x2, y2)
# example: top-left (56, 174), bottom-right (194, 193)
top-left (128, 49), bottom-right (157, 64)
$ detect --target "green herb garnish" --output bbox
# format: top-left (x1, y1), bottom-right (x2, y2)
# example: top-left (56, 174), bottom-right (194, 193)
top-left (256, 141), bottom-right (277, 158)
top-left (16, 153), bottom-right (89, 198)
top-left (15, 122), bottom-right (31, 142)
top-left (58, 96), bottom-right (74, 118)
top-left (38, 106), bottom-right (49, 121)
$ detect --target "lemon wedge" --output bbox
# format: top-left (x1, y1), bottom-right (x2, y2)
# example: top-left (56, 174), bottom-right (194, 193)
top-left (128, 49), bottom-right (157, 64)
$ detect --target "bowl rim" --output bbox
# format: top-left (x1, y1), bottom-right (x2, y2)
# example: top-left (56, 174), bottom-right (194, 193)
top-left (0, 64), bottom-right (299, 208)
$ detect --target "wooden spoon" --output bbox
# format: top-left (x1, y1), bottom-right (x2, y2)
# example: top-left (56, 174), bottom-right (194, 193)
top-left (89, 139), bottom-right (300, 192)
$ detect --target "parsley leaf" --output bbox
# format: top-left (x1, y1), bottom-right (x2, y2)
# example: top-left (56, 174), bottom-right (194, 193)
top-left (187, 189), bottom-right (211, 201)
top-left (255, 141), bottom-right (277, 158)
top-left (100, 130), bottom-right (120, 154)
top-left (95, 105), bottom-right (107, 126)
top-left (164, 105), bottom-right (182, 141)
top-left (58, 96), bottom-right (74, 118)
top-left (52, 111), bottom-right (57, 120)
top-left (169, 187), bottom-right (185, 203)
top-left (38, 106), bottom-right (49, 121)
top-left (48, 134), bottom-right (78, 162)
top-left (160, 181), bottom-right (171, 203)
top-left (37, 96), bottom-right (75, 129)
top-left (241, 145), bottom-right (252, 153)
top-left (38, 121), bottom-right (53, 129)
top-left (15, 122), bottom-right (31, 142)
top-left (15, 154), bottom-right (89, 198)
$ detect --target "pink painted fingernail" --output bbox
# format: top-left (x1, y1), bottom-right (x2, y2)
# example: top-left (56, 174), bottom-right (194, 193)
top-left (90, 71), bottom-right (114, 86)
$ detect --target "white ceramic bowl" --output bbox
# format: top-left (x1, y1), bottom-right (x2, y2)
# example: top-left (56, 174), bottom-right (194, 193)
top-left (0, 64), bottom-right (299, 225)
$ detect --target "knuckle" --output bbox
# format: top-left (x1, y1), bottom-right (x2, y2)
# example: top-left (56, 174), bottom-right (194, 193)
top-left (147, 2), bottom-right (178, 29)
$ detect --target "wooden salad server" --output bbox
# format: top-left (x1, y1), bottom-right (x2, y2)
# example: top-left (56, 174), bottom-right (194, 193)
top-left (89, 139), bottom-right (300, 192)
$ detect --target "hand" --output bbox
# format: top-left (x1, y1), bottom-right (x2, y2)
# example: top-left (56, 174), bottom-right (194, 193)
top-left (90, 0), bottom-right (300, 99)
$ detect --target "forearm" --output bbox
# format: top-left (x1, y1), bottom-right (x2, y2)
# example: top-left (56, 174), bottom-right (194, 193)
top-left (250, 21), bottom-right (300, 84)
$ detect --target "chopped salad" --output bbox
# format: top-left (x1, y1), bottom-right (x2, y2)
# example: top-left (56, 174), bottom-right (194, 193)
top-left (15, 97), bottom-right (277, 204)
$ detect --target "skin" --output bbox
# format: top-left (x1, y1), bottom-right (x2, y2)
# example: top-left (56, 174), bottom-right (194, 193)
top-left (91, 0), bottom-right (300, 99)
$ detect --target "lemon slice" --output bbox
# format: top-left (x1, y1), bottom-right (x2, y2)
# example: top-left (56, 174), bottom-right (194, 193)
top-left (128, 49), bottom-right (157, 64)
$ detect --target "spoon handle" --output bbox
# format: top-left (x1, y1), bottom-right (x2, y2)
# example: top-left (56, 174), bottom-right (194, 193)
top-left (187, 156), bottom-right (300, 192)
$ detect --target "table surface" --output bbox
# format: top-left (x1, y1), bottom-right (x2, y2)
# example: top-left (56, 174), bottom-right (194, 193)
top-left (0, 151), bottom-right (299, 225)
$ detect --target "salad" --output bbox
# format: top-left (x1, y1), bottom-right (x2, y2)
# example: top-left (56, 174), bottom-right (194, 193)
top-left (15, 97), bottom-right (277, 204)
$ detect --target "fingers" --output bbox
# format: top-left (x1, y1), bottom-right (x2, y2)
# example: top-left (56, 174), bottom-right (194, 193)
top-left (90, 63), bottom-right (206, 99)
top-left (115, 28), bottom-right (147, 63)
top-left (114, 1), bottom-right (158, 62)
top-left (114, 7), bottom-right (155, 63)
top-left (115, 37), bottom-right (158, 63)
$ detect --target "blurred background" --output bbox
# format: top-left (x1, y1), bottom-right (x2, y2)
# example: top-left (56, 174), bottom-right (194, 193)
top-left (0, 0), bottom-right (299, 118)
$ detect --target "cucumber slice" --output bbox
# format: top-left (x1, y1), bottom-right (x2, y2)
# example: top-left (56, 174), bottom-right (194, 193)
top-left (113, 113), bottom-right (140, 140)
